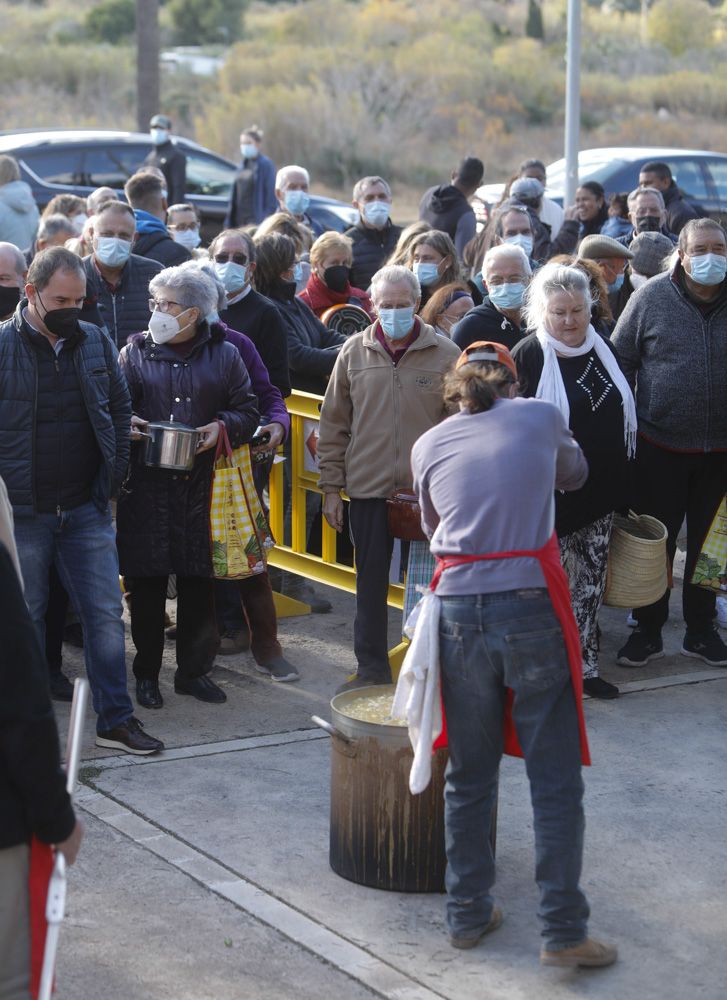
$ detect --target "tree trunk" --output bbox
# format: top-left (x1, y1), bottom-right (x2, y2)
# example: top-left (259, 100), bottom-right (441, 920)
top-left (136, 0), bottom-right (160, 132)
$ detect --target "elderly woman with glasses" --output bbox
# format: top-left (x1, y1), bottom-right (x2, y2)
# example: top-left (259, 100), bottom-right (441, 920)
top-left (117, 264), bottom-right (259, 709)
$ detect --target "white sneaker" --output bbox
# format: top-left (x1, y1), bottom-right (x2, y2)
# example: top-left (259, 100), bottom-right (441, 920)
top-left (626, 610), bottom-right (638, 628)
top-left (717, 595), bottom-right (727, 629)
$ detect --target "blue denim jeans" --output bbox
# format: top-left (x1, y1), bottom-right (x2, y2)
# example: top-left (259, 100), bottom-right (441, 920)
top-left (14, 501), bottom-right (133, 733)
top-left (439, 589), bottom-right (590, 950)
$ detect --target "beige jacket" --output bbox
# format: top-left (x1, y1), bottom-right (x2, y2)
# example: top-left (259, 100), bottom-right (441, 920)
top-left (318, 322), bottom-right (461, 499)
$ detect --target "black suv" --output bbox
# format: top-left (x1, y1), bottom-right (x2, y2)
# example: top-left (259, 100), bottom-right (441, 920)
top-left (0, 129), bottom-right (358, 239)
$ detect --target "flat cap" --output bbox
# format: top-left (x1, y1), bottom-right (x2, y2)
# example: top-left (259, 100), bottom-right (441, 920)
top-left (629, 232), bottom-right (675, 277)
top-left (150, 114), bottom-right (172, 129)
top-left (578, 234), bottom-right (634, 261)
top-left (510, 177), bottom-right (544, 202)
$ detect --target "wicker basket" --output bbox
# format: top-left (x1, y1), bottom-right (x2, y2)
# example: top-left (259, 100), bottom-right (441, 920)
top-left (603, 511), bottom-right (669, 609)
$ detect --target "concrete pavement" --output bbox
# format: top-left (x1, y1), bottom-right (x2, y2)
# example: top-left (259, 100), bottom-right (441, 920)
top-left (50, 576), bottom-right (727, 1000)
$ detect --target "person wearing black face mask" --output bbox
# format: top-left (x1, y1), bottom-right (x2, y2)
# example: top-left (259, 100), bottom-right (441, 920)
top-left (0, 246), bottom-right (165, 756)
top-left (298, 231), bottom-right (374, 323)
top-left (0, 241), bottom-right (26, 320)
top-left (616, 187), bottom-right (677, 250)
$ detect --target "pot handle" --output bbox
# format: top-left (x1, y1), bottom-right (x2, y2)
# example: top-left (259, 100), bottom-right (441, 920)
top-left (311, 715), bottom-right (352, 744)
top-left (134, 431), bottom-right (152, 440)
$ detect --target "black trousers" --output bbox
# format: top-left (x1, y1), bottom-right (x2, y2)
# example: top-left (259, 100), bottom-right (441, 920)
top-left (127, 575), bottom-right (219, 682)
top-left (631, 438), bottom-right (727, 633)
top-left (349, 498), bottom-right (394, 681)
top-left (45, 564), bottom-right (69, 674)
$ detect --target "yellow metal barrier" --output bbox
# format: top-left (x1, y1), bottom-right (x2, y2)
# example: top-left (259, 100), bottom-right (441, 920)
top-left (267, 389), bottom-right (406, 614)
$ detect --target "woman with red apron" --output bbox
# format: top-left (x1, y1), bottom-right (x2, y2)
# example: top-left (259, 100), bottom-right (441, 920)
top-left (410, 341), bottom-right (617, 968)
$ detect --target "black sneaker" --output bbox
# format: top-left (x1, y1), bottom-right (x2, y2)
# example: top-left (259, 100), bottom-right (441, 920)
top-left (49, 671), bottom-right (75, 702)
top-left (96, 716), bottom-right (164, 755)
top-left (255, 656), bottom-right (300, 683)
top-left (616, 629), bottom-right (665, 667)
top-left (335, 674), bottom-right (392, 696)
top-left (681, 628), bottom-right (727, 667)
top-left (583, 677), bottom-right (620, 699)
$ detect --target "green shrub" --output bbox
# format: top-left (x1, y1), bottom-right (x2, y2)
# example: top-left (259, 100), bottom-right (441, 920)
top-left (85, 0), bottom-right (135, 44)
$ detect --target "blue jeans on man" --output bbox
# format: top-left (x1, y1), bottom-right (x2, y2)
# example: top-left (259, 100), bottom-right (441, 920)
top-left (13, 501), bottom-right (134, 732)
top-left (439, 589), bottom-right (590, 950)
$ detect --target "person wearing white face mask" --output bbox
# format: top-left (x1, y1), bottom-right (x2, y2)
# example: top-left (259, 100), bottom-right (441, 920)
top-left (78, 201), bottom-right (162, 349)
top-left (167, 203), bottom-right (205, 256)
top-left (144, 114), bottom-right (187, 207)
top-left (274, 164), bottom-right (325, 238)
top-left (454, 244), bottom-right (531, 351)
top-left (612, 218), bottom-right (727, 670)
top-left (318, 264), bottom-right (460, 692)
top-left (117, 264), bottom-right (259, 708)
top-left (210, 229), bottom-right (291, 397)
top-left (345, 175), bottom-right (402, 290)
top-left (225, 125), bottom-right (277, 228)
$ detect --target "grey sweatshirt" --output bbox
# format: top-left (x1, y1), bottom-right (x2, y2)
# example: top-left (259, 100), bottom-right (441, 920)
top-left (612, 267), bottom-right (727, 452)
top-left (411, 397), bottom-right (587, 595)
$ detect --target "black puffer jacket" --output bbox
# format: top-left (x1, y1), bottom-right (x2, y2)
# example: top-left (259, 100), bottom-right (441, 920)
top-left (116, 323), bottom-right (259, 577)
top-left (345, 220), bottom-right (402, 291)
top-left (452, 297), bottom-right (525, 352)
top-left (0, 303), bottom-right (131, 516)
top-left (80, 254), bottom-right (162, 349)
top-left (133, 230), bottom-right (190, 268)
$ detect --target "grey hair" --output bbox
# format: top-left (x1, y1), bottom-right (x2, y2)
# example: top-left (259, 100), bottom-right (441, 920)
top-left (678, 216), bottom-right (726, 253)
top-left (370, 264), bottom-right (420, 305)
top-left (37, 214), bottom-right (76, 241)
top-left (482, 243), bottom-right (532, 278)
top-left (149, 262), bottom-right (220, 318)
top-left (628, 186), bottom-right (665, 211)
top-left (0, 241), bottom-right (27, 277)
top-left (521, 263), bottom-right (593, 330)
top-left (352, 175), bottom-right (392, 202)
top-left (275, 164), bottom-right (310, 189)
top-left (177, 259), bottom-right (227, 316)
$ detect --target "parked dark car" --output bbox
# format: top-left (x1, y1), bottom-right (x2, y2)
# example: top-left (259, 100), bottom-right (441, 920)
top-left (0, 129), bottom-right (358, 241)
top-left (475, 146), bottom-right (727, 225)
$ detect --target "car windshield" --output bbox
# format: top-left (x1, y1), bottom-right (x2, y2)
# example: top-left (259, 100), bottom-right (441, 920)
top-left (184, 152), bottom-right (236, 197)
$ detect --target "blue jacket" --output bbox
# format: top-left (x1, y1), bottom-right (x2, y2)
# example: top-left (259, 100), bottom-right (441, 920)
top-left (0, 303), bottom-right (131, 516)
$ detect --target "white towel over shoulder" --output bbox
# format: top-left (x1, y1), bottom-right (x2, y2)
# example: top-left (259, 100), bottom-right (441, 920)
top-left (392, 591), bottom-right (442, 794)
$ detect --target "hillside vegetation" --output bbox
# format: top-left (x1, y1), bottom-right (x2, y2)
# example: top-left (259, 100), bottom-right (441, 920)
top-left (2, 0), bottom-right (727, 192)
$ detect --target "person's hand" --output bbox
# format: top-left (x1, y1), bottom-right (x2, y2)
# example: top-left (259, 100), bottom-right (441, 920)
top-left (196, 421), bottom-right (220, 453)
top-left (564, 204), bottom-right (579, 221)
top-left (323, 492), bottom-right (344, 533)
top-left (55, 818), bottom-right (84, 866)
top-left (252, 421), bottom-right (285, 456)
top-left (130, 414), bottom-right (148, 441)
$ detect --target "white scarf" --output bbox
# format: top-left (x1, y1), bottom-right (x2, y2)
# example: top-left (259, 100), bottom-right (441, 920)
top-left (535, 325), bottom-right (637, 459)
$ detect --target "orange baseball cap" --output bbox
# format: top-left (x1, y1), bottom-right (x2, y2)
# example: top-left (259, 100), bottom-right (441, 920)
top-left (456, 340), bottom-right (518, 380)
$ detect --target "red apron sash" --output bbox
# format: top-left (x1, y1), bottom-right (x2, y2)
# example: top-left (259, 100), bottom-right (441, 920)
top-left (430, 532), bottom-right (590, 766)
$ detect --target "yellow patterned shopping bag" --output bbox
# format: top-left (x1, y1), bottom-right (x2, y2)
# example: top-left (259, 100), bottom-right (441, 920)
top-left (691, 495), bottom-right (727, 593)
top-left (209, 424), bottom-right (274, 580)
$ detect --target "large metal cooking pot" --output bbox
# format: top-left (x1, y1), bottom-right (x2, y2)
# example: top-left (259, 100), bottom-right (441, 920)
top-left (138, 421), bottom-right (200, 471)
top-left (312, 684), bottom-right (447, 893)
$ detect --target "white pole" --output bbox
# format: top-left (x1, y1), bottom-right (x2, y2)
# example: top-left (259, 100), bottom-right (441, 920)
top-left (564, 0), bottom-right (581, 206)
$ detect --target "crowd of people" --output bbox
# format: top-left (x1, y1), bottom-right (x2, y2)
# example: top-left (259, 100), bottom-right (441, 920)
top-left (1, 113), bottom-right (726, 982)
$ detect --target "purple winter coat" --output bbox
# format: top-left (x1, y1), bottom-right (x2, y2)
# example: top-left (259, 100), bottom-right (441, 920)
top-left (116, 323), bottom-right (259, 577)
top-left (218, 320), bottom-right (290, 438)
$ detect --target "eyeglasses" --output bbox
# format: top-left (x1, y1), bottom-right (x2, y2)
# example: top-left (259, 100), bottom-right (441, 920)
top-left (149, 298), bottom-right (184, 313)
top-left (213, 253), bottom-right (248, 266)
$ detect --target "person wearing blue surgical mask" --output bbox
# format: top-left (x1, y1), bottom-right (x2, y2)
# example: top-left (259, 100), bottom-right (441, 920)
top-left (78, 200), bottom-right (162, 350)
top-left (345, 175), bottom-right (403, 290)
top-left (274, 164), bottom-right (325, 238)
top-left (224, 125), bottom-right (278, 228)
top-left (317, 264), bottom-right (461, 693)
top-left (144, 114), bottom-right (187, 207)
top-left (453, 243), bottom-right (531, 352)
top-left (167, 203), bottom-right (203, 255)
top-left (407, 230), bottom-right (460, 307)
top-left (497, 206), bottom-right (535, 262)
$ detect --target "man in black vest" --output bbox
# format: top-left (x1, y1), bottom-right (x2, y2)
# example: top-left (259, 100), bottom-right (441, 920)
top-left (0, 247), bottom-right (163, 755)
top-left (345, 176), bottom-right (402, 291)
top-left (80, 200), bottom-right (161, 348)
